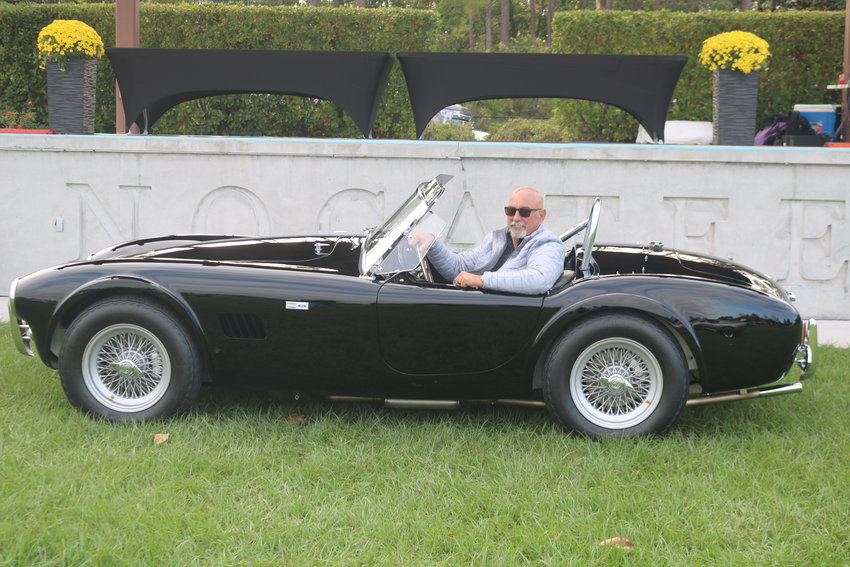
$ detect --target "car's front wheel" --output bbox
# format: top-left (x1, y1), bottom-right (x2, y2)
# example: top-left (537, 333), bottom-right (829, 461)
top-left (543, 313), bottom-right (689, 438)
top-left (59, 296), bottom-right (203, 421)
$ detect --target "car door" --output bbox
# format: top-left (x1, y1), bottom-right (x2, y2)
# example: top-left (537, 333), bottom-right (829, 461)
top-left (376, 280), bottom-right (544, 375)
top-left (178, 265), bottom-right (382, 390)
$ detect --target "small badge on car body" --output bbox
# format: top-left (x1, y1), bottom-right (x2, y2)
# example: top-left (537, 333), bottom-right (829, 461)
top-left (286, 301), bottom-right (309, 310)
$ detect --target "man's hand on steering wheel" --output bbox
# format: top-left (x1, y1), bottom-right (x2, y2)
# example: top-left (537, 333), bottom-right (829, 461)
top-left (454, 271), bottom-right (483, 289)
top-left (407, 232), bottom-right (435, 252)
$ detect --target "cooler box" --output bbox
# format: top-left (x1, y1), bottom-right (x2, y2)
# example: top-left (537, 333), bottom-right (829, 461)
top-left (793, 104), bottom-right (837, 137)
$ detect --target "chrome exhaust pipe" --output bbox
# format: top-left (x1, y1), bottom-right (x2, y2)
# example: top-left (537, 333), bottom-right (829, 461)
top-left (686, 382), bottom-right (803, 406)
top-left (468, 399), bottom-right (546, 409)
top-left (326, 396), bottom-right (544, 410)
top-left (326, 395), bottom-right (383, 404)
top-left (384, 399), bottom-right (460, 410)
top-left (326, 396), bottom-right (461, 410)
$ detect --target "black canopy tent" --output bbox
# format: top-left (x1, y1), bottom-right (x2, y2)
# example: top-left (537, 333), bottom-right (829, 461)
top-left (107, 48), bottom-right (686, 142)
top-left (397, 52), bottom-right (688, 142)
top-left (107, 48), bottom-right (395, 137)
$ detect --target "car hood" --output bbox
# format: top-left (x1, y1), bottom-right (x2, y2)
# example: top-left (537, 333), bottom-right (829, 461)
top-left (86, 234), bottom-right (366, 275)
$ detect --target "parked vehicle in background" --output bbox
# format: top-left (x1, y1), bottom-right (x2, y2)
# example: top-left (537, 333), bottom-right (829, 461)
top-left (431, 104), bottom-right (474, 126)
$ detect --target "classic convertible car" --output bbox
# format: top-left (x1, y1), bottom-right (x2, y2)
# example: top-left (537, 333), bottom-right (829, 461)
top-left (9, 175), bottom-right (817, 437)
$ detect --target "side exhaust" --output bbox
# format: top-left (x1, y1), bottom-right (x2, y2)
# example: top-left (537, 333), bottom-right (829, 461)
top-left (384, 399), bottom-right (460, 410)
top-left (326, 396), bottom-right (544, 410)
top-left (684, 382), bottom-right (803, 406)
top-left (328, 382), bottom-right (805, 411)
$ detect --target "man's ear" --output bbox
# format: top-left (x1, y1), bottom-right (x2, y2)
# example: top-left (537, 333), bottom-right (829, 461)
top-left (540, 209), bottom-right (547, 221)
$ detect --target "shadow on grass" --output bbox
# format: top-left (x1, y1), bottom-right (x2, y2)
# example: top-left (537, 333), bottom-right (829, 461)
top-left (189, 381), bottom-right (804, 440)
top-left (191, 383), bottom-right (560, 435)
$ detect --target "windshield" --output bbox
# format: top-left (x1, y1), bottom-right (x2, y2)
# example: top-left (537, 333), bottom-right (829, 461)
top-left (359, 175), bottom-right (451, 276)
top-left (371, 212), bottom-right (446, 275)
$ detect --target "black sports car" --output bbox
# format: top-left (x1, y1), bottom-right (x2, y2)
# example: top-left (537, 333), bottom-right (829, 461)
top-left (8, 175), bottom-right (817, 437)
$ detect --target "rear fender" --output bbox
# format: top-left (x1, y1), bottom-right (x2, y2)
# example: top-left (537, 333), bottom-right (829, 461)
top-left (46, 276), bottom-right (211, 377)
top-left (531, 294), bottom-right (704, 390)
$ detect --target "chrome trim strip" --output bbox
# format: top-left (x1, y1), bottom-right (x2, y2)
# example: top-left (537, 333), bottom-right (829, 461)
top-left (8, 278), bottom-right (34, 356)
top-left (686, 382), bottom-right (803, 406)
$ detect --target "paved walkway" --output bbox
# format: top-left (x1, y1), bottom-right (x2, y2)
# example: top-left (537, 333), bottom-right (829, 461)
top-left (2, 297), bottom-right (847, 347)
top-left (816, 320), bottom-right (850, 348)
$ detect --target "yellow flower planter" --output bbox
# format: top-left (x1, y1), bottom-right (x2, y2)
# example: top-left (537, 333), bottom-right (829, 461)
top-left (700, 31), bottom-right (768, 146)
top-left (38, 20), bottom-right (104, 134)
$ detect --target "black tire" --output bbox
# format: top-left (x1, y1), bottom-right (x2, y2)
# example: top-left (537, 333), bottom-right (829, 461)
top-left (59, 296), bottom-right (203, 422)
top-left (543, 313), bottom-right (689, 438)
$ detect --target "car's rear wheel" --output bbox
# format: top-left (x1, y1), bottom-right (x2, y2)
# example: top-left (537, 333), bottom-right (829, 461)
top-left (543, 313), bottom-right (689, 438)
top-left (59, 296), bottom-right (202, 421)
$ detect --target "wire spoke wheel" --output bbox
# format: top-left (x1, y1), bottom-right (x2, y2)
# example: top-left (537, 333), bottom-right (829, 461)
top-left (570, 338), bottom-right (662, 429)
top-left (60, 297), bottom-right (202, 421)
top-left (82, 324), bottom-right (171, 413)
top-left (544, 314), bottom-right (688, 437)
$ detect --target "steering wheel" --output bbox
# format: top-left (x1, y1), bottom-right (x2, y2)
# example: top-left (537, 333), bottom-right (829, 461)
top-left (579, 198), bottom-right (601, 277)
top-left (397, 242), bottom-right (420, 266)
top-left (395, 241), bottom-right (436, 283)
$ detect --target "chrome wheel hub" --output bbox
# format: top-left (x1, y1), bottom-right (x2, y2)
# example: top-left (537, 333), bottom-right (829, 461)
top-left (110, 359), bottom-right (143, 376)
top-left (599, 372), bottom-right (635, 392)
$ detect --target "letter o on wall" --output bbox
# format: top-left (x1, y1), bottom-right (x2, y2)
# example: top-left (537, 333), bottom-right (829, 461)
top-left (316, 189), bottom-right (384, 234)
top-left (192, 186), bottom-right (271, 235)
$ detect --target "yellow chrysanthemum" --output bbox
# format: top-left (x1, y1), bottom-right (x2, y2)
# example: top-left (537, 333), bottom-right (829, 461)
top-left (37, 20), bottom-right (104, 69)
top-left (698, 31), bottom-right (770, 74)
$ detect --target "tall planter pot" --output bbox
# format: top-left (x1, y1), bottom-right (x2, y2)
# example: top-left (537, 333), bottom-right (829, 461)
top-left (712, 68), bottom-right (760, 146)
top-left (47, 59), bottom-right (97, 135)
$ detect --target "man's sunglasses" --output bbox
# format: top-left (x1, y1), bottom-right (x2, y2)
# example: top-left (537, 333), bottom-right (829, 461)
top-left (504, 206), bottom-right (541, 218)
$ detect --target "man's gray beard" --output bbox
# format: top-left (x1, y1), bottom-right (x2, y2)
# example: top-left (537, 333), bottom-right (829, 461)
top-left (510, 221), bottom-right (527, 240)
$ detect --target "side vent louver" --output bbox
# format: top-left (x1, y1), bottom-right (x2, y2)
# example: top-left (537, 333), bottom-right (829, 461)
top-left (219, 313), bottom-right (266, 340)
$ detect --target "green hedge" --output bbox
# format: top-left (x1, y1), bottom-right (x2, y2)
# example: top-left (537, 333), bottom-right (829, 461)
top-left (489, 118), bottom-right (568, 142)
top-left (0, 4), bottom-right (439, 137)
top-left (552, 10), bottom-right (845, 141)
top-left (1, 6), bottom-right (845, 140)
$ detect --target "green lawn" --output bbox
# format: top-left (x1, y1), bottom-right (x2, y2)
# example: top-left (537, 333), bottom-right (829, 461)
top-left (1, 324), bottom-right (848, 566)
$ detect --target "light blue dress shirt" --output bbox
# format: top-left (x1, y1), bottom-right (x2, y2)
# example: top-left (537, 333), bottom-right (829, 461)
top-left (427, 226), bottom-right (566, 295)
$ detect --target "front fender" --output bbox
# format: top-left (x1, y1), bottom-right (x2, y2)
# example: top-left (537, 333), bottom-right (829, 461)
top-left (47, 275), bottom-right (210, 373)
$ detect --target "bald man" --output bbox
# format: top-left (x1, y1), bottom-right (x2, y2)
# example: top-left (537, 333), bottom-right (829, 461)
top-left (426, 186), bottom-right (566, 295)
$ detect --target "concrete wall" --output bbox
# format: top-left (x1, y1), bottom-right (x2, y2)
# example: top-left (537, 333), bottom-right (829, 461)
top-left (1, 133), bottom-right (848, 319)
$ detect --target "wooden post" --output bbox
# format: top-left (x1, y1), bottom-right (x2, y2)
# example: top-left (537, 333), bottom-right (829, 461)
top-left (843, 0), bottom-right (849, 141)
top-left (115, 0), bottom-right (139, 134)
